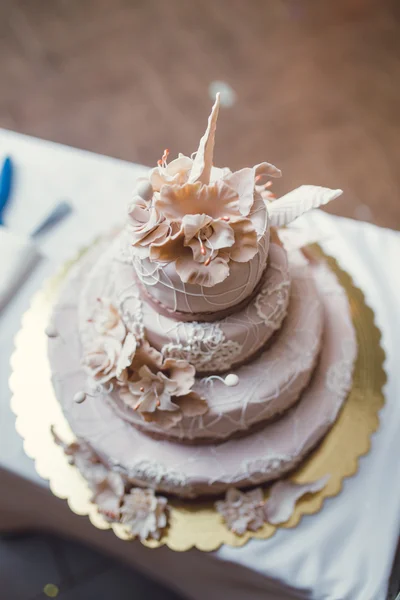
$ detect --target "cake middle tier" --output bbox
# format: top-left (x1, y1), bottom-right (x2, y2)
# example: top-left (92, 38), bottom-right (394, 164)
top-left (111, 238), bottom-right (290, 374)
top-left (120, 225), bottom-right (270, 321)
top-left (78, 235), bottom-right (289, 375)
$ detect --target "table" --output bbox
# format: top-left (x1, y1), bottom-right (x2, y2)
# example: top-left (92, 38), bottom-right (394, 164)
top-left (1, 128), bottom-right (400, 600)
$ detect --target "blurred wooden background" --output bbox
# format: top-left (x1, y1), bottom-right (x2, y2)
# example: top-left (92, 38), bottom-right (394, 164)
top-left (0, 0), bottom-right (399, 228)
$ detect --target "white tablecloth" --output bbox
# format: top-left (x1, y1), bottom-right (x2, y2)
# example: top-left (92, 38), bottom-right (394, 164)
top-left (1, 128), bottom-right (400, 600)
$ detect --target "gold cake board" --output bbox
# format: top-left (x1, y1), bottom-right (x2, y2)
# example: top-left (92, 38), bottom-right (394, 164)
top-left (9, 244), bottom-right (386, 551)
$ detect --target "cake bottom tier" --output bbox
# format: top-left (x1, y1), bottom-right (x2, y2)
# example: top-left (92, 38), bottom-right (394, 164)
top-left (49, 244), bottom-right (356, 498)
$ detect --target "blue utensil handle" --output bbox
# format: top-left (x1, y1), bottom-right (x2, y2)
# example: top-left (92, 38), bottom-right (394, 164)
top-left (0, 156), bottom-right (13, 224)
top-left (30, 200), bottom-right (73, 238)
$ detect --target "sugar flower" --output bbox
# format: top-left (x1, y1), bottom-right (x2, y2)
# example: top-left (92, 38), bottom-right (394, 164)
top-left (127, 197), bottom-right (170, 258)
top-left (51, 429), bottom-right (125, 522)
top-left (215, 487), bottom-right (265, 535)
top-left (82, 336), bottom-right (123, 385)
top-left (128, 95), bottom-right (280, 287)
top-left (120, 487), bottom-right (168, 541)
top-left (90, 298), bottom-right (126, 342)
top-left (119, 341), bottom-right (207, 428)
top-left (128, 95), bottom-right (342, 288)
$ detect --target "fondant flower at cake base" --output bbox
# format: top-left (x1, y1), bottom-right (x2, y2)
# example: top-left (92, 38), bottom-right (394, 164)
top-left (216, 476), bottom-right (330, 534)
top-left (215, 487), bottom-right (265, 535)
top-left (51, 429), bottom-right (170, 531)
top-left (120, 487), bottom-right (168, 541)
top-left (90, 471), bottom-right (126, 523)
top-left (51, 428), bottom-right (125, 522)
top-left (119, 341), bottom-right (207, 428)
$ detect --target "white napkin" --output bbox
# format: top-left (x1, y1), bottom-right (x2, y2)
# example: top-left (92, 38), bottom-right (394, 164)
top-left (0, 227), bottom-right (40, 312)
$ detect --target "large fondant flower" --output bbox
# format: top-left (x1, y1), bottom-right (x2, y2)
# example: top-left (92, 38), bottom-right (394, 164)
top-left (149, 181), bottom-right (259, 286)
top-left (82, 295), bottom-right (207, 426)
top-left (126, 95), bottom-right (281, 287)
top-left (120, 488), bottom-right (168, 541)
top-left (154, 181), bottom-right (239, 223)
top-left (51, 429), bottom-right (125, 522)
top-left (119, 341), bottom-right (207, 428)
top-left (83, 297), bottom-right (139, 385)
top-left (127, 196), bottom-right (170, 258)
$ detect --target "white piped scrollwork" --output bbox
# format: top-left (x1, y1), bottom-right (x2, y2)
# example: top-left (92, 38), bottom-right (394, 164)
top-left (116, 286), bottom-right (145, 341)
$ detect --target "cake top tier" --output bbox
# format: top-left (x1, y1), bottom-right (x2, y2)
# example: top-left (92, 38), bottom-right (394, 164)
top-left (128, 94), bottom-right (282, 288)
top-left (124, 95), bottom-right (342, 317)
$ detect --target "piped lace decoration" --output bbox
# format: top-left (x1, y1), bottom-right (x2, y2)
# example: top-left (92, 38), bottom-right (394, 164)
top-left (255, 277), bottom-right (290, 328)
top-left (161, 322), bottom-right (242, 372)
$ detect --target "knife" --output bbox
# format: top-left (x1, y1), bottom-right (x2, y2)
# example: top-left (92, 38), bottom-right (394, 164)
top-left (30, 200), bottom-right (73, 238)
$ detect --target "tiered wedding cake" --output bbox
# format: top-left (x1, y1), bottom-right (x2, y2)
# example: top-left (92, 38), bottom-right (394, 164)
top-left (48, 96), bottom-right (356, 539)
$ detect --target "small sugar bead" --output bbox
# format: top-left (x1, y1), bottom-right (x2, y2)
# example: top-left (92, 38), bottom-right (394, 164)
top-left (136, 180), bottom-right (153, 202)
top-left (45, 325), bottom-right (58, 338)
top-left (74, 391), bottom-right (87, 404)
top-left (224, 374), bottom-right (239, 387)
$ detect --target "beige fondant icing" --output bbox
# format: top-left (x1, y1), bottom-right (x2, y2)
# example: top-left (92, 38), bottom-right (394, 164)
top-left (48, 241), bottom-right (356, 496)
